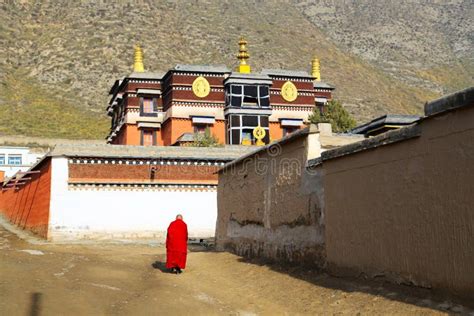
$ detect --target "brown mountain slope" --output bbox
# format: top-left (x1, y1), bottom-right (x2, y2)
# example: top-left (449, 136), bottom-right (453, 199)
top-left (1, 0), bottom-right (467, 139)
top-left (296, 0), bottom-right (474, 94)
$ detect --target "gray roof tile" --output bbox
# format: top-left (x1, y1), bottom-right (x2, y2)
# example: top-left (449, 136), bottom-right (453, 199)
top-left (174, 64), bottom-right (230, 73)
top-left (48, 144), bottom-right (256, 161)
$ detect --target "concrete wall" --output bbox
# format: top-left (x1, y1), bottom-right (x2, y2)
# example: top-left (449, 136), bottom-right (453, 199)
top-left (48, 157), bottom-right (218, 241)
top-left (216, 132), bottom-right (326, 267)
top-left (323, 104), bottom-right (474, 298)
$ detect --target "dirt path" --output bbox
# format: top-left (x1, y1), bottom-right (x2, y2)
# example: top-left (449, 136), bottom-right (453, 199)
top-left (0, 226), bottom-right (471, 315)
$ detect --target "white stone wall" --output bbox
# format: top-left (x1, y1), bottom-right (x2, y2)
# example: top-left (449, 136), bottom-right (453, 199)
top-left (48, 157), bottom-right (217, 242)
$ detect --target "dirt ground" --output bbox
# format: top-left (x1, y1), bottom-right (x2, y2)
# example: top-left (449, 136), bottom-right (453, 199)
top-left (0, 226), bottom-right (472, 316)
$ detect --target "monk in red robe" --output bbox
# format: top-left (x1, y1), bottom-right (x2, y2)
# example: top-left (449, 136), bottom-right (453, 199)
top-left (166, 214), bottom-right (188, 274)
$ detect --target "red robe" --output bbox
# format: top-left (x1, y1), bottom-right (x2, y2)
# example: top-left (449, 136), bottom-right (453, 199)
top-left (166, 219), bottom-right (188, 269)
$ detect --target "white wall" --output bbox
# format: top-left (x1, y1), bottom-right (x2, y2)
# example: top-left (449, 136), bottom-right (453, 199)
top-left (48, 157), bottom-right (218, 242)
top-left (0, 147), bottom-right (45, 177)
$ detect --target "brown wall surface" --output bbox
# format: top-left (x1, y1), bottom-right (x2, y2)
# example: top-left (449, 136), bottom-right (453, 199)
top-left (323, 105), bottom-right (474, 299)
top-left (69, 163), bottom-right (219, 184)
top-left (0, 160), bottom-right (52, 238)
top-left (216, 133), bottom-right (326, 266)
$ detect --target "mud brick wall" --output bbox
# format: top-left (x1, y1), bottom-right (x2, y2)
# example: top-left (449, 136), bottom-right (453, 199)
top-left (323, 93), bottom-right (474, 300)
top-left (216, 134), bottom-right (326, 267)
top-left (0, 160), bottom-right (52, 238)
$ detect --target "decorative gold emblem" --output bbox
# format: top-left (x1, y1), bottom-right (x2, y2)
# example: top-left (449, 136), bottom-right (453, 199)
top-left (281, 81), bottom-right (298, 102)
top-left (192, 76), bottom-right (210, 98)
top-left (253, 126), bottom-right (266, 146)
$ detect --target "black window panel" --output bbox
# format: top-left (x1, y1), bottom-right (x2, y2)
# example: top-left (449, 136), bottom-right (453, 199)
top-left (231, 130), bottom-right (240, 145)
top-left (242, 115), bottom-right (258, 127)
top-left (231, 115), bottom-right (240, 127)
top-left (231, 85), bottom-right (242, 94)
top-left (231, 96), bottom-right (242, 107)
top-left (260, 116), bottom-right (269, 128)
top-left (259, 86), bottom-right (269, 98)
top-left (243, 96), bottom-right (258, 106)
top-left (260, 97), bottom-right (270, 107)
top-left (244, 85), bottom-right (258, 97)
top-left (263, 132), bottom-right (270, 144)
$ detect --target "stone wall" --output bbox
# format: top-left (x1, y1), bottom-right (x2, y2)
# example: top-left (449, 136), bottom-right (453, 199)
top-left (216, 130), bottom-right (327, 267)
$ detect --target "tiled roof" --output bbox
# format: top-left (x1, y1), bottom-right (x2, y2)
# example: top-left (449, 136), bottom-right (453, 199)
top-left (175, 133), bottom-right (196, 143)
top-left (351, 114), bottom-right (421, 135)
top-left (261, 69), bottom-right (311, 78)
top-left (128, 72), bottom-right (166, 79)
top-left (173, 64), bottom-right (230, 73)
top-left (48, 144), bottom-right (257, 161)
top-left (313, 81), bottom-right (335, 89)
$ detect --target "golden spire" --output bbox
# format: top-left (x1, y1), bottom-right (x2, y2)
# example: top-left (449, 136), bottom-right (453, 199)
top-left (311, 57), bottom-right (321, 82)
top-left (133, 44), bottom-right (145, 73)
top-left (236, 36), bottom-right (251, 73)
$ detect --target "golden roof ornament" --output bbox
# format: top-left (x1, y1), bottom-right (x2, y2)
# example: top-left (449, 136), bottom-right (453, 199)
top-left (236, 36), bottom-right (251, 73)
top-left (311, 57), bottom-right (321, 82)
top-left (133, 44), bottom-right (145, 73)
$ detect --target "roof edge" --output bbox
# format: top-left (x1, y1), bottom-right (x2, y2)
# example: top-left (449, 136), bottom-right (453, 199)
top-left (307, 124), bottom-right (422, 168)
top-left (424, 86), bottom-right (474, 117)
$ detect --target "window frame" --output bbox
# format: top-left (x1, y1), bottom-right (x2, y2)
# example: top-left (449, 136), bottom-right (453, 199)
top-left (227, 84), bottom-right (271, 108)
top-left (140, 129), bottom-right (157, 146)
top-left (226, 114), bottom-right (270, 145)
top-left (7, 155), bottom-right (22, 166)
top-left (140, 97), bottom-right (158, 117)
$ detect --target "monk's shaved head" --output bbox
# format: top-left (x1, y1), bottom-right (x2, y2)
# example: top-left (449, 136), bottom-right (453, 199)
top-left (176, 214), bottom-right (183, 220)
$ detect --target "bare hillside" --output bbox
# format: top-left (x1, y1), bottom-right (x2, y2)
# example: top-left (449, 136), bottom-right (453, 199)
top-left (0, 0), bottom-right (471, 139)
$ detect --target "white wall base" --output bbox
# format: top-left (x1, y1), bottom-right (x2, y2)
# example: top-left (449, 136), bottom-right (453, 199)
top-left (48, 157), bottom-right (217, 242)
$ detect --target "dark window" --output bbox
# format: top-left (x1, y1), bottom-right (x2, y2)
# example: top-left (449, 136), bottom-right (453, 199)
top-left (231, 85), bottom-right (242, 94)
top-left (226, 114), bottom-right (271, 145)
top-left (260, 116), bottom-right (269, 127)
top-left (231, 115), bottom-right (240, 127)
top-left (231, 96), bottom-right (241, 107)
top-left (0, 155), bottom-right (4, 165)
top-left (194, 124), bottom-right (207, 134)
top-left (260, 97), bottom-right (270, 107)
top-left (242, 85), bottom-right (258, 107)
top-left (259, 86), bottom-right (269, 98)
top-left (243, 95), bottom-right (258, 106)
top-left (244, 85), bottom-right (257, 97)
top-left (242, 115), bottom-right (258, 127)
top-left (263, 133), bottom-right (270, 144)
top-left (231, 130), bottom-right (240, 145)
top-left (283, 127), bottom-right (299, 136)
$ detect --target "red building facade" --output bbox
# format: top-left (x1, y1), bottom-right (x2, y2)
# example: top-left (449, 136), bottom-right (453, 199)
top-left (106, 40), bottom-right (334, 146)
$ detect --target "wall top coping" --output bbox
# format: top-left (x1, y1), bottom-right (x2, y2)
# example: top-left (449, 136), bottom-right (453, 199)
top-left (47, 144), bottom-right (255, 162)
top-left (424, 86), bottom-right (474, 117)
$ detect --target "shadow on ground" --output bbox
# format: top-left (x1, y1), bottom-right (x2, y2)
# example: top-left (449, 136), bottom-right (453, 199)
top-left (29, 292), bottom-right (42, 316)
top-left (233, 255), bottom-right (473, 314)
top-left (152, 244), bottom-right (212, 272)
top-left (151, 261), bottom-right (172, 273)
